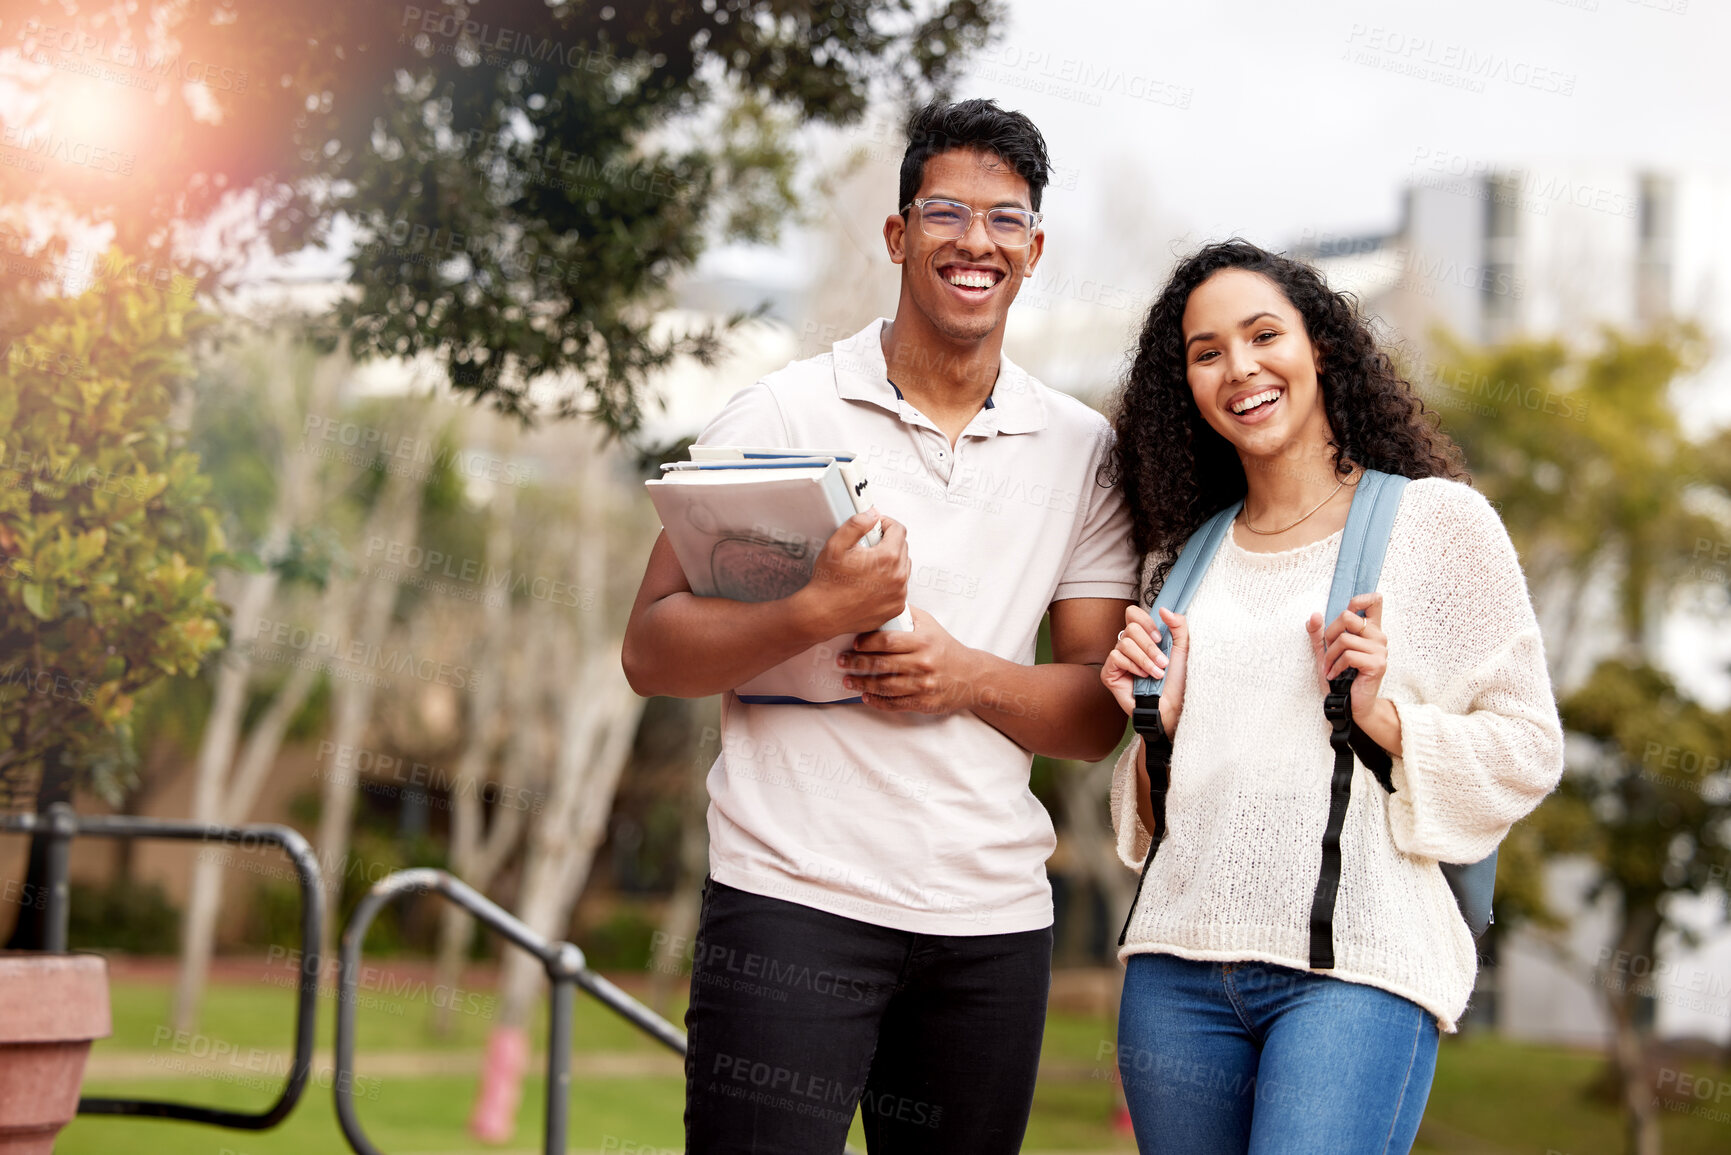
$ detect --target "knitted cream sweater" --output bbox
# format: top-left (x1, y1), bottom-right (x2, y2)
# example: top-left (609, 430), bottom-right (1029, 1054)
top-left (1111, 478), bottom-right (1565, 1031)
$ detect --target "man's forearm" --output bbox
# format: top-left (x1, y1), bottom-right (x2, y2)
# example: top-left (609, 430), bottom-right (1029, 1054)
top-left (958, 651), bottom-right (1128, 762)
top-left (623, 590), bottom-right (829, 699)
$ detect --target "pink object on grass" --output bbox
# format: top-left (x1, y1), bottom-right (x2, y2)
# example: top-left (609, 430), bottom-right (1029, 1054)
top-left (468, 1024), bottom-right (530, 1143)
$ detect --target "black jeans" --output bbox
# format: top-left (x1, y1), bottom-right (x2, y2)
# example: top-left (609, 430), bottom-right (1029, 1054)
top-left (683, 878), bottom-right (1052, 1154)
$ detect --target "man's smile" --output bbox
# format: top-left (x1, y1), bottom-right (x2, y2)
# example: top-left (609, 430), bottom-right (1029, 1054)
top-left (939, 261), bottom-right (1007, 298)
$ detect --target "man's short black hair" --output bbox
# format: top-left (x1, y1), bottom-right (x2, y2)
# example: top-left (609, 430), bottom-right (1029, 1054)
top-left (899, 99), bottom-right (1052, 213)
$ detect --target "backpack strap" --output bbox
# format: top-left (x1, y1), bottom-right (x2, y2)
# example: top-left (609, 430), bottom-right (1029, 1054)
top-left (1307, 470), bottom-right (1408, 969)
top-left (1117, 502), bottom-right (1240, 947)
top-left (1324, 470), bottom-right (1409, 624)
top-left (1114, 502), bottom-right (1239, 942)
top-left (1129, 502), bottom-right (1241, 728)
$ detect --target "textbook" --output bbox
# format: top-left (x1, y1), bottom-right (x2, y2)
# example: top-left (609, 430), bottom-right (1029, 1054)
top-left (685, 446), bottom-right (883, 544)
top-left (645, 448), bottom-right (912, 705)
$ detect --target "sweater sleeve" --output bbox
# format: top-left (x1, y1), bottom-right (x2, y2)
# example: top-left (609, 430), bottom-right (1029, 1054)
top-left (1108, 735), bottom-right (1153, 869)
top-left (1380, 481), bottom-right (1565, 863)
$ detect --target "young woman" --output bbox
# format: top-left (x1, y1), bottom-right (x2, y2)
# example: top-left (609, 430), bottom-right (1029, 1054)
top-left (1099, 240), bottom-right (1565, 1154)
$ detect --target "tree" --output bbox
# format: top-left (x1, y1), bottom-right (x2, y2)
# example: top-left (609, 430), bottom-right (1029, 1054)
top-left (3, 0), bottom-right (1000, 432)
top-left (1415, 325), bottom-right (1731, 1155)
top-left (0, 268), bottom-right (226, 945)
top-left (425, 421), bottom-right (520, 1035)
top-left (4, 0), bottom-right (1008, 1067)
top-left (1415, 325), bottom-right (1719, 667)
top-left (166, 329), bottom-right (456, 1030)
top-left (1549, 662), bottom-right (1731, 1155)
top-left (468, 427), bottom-right (652, 1142)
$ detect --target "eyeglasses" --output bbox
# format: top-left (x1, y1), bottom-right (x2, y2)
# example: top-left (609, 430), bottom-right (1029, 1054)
top-left (901, 198), bottom-right (1042, 247)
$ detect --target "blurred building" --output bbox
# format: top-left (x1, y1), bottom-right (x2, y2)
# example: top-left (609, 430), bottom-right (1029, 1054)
top-left (1298, 166), bottom-right (1731, 355)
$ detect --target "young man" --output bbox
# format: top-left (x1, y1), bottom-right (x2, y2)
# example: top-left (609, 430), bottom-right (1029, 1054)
top-left (622, 99), bottom-right (1137, 1154)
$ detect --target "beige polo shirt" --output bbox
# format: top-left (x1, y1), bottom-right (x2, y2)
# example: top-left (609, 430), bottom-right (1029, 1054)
top-left (694, 318), bottom-right (1138, 935)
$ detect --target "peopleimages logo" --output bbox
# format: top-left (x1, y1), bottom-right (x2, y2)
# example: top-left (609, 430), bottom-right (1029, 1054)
top-left (1409, 147), bottom-right (1638, 219)
top-left (1344, 25), bottom-right (1576, 96)
top-left (21, 20), bottom-right (250, 91)
top-left (301, 415), bottom-right (533, 487)
top-left (969, 44), bottom-right (1194, 109)
top-left (0, 126), bottom-right (136, 175)
top-left (361, 536), bottom-right (593, 610)
top-left (252, 616), bottom-right (479, 691)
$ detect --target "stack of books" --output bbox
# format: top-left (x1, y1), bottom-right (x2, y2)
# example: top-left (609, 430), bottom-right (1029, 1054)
top-left (645, 447), bottom-right (912, 704)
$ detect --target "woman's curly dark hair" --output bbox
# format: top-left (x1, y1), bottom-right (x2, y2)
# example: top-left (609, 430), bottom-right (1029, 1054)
top-left (1105, 239), bottom-right (1468, 599)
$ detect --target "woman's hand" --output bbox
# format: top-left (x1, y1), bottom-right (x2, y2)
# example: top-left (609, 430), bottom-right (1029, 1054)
top-left (1101, 605), bottom-right (1189, 740)
top-left (1307, 592), bottom-right (1402, 754)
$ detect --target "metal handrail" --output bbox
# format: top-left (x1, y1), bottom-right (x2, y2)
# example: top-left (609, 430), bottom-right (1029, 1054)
top-left (0, 802), bottom-right (324, 1130)
top-left (3, 811), bottom-right (856, 1151)
top-left (332, 867), bottom-right (685, 1155)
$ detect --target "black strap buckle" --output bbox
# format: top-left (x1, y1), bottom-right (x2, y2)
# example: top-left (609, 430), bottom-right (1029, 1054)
top-left (1118, 694), bottom-right (1173, 947)
top-left (1323, 672), bottom-right (1355, 741)
top-left (1131, 693), bottom-right (1166, 745)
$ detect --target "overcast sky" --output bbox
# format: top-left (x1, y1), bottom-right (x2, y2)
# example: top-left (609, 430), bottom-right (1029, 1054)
top-left (975, 0), bottom-right (1724, 242)
top-left (716, 0), bottom-right (1728, 285)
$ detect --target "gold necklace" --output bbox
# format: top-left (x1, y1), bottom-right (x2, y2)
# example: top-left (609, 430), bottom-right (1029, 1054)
top-left (1239, 477), bottom-right (1347, 535)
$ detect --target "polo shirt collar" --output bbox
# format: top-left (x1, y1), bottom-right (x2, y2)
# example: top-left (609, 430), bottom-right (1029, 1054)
top-left (831, 318), bottom-right (1046, 436)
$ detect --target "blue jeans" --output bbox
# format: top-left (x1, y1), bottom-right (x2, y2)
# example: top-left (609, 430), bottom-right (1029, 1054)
top-left (1117, 953), bottom-right (1438, 1155)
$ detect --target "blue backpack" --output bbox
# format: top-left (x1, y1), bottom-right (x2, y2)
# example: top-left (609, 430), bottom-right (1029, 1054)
top-left (1117, 470), bottom-right (1498, 968)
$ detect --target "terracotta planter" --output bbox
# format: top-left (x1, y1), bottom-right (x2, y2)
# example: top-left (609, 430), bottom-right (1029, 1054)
top-left (0, 954), bottom-right (110, 1154)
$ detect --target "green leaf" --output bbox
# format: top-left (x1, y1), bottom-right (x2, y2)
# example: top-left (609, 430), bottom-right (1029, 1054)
top-left (21, 582), bottom-right (53, 621)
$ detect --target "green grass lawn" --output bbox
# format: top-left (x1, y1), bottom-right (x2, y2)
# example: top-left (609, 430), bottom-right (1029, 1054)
top-left (1415, 1034), bottom-right (1729, 1155)
top-left (52, 976), bottom-right (1731, 1153)
top-left (99, 975), bottom-right (682, 1056)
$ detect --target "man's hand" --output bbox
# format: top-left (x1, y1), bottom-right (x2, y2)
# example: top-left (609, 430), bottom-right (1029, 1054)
top-left (832, 597), bottom-right (1128, 761)
top-left (622, 511), bottom-right (908, 700)
top-left (792, 511), bottom-right (912, 639)
top-left (838, 607), bottom-right (983, 714)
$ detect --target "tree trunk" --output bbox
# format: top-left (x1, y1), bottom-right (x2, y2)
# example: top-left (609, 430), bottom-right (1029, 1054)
top-left (469, 658), bottom-right (643, 1143)
top-left (431, 469), bottom-right (523, 1036)
top-left (3, 747), bottom-right (72, 951)
top-left (169, 561), bottom-right (283, 1032)
top-left (314, 441), bottom-right (428, 954)
top-left (169, 332), bottom-right (338, 1033)
top-left (172, 567), bottom-right (345, 1033)
top-left (495, 653), bottom-right (644, 1027)
top-left (470, 435), bottom-right (648, 1142)
top-left (111, 734), bottom-right (176, 885)
top-left (1600, 899), bottom-right (1663, 1155)
top-left (433, 611), bottom-right (549, 1031)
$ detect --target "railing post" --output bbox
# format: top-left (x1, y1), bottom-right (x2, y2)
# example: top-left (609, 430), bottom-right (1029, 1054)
top-left (543, 942), bottom-right (583, 1155)
top-left (42, 801), bottom-right (77, 954)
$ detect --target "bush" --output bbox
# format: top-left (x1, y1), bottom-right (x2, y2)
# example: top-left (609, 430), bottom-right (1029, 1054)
top-left (67, 877), bottom-right (180, 955)
top-left (579, 904), bottom-right (660, 971)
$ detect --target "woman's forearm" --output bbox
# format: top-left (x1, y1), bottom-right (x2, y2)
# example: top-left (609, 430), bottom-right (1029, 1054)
top-left (1135, 738), bottom-right (1155, 839)
top-left (1360, 698), bottom-right (1404, 757)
